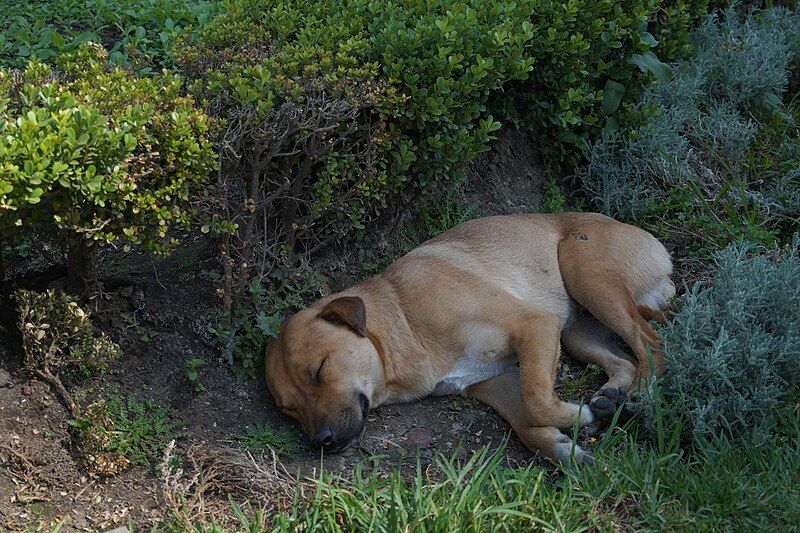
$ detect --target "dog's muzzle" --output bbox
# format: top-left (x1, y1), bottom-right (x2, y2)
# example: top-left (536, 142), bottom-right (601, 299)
top-left (310, 393), bottom-right (369, 453)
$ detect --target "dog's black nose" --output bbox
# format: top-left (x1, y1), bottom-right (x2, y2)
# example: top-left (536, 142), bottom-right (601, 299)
top-left (312, 426), bottom-right (334, 448)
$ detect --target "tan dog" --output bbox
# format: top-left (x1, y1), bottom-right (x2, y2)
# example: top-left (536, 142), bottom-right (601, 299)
top-left (265, 213), bottom-right (674, 464)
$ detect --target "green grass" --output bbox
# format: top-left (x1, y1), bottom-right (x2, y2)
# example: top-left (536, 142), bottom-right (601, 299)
top-left (215, 406), bottom-right (799, 532)
top-left (232, 422), bottom-right (304, 459)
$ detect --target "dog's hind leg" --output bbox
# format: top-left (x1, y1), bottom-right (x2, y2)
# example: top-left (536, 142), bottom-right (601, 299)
top-left (561, 275), bottom-right (665, 386)
top-left (557, 222), bottom-right (674, 387)
top-left (466, 371), bottom-right (594, 466)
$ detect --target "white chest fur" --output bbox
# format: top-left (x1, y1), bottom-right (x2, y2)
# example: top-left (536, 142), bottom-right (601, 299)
top-left (432, 323), bottom-right (516, 396)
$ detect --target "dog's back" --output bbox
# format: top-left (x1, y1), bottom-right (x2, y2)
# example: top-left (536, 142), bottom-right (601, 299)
top-left (386, 212), bottom-right (673, 328)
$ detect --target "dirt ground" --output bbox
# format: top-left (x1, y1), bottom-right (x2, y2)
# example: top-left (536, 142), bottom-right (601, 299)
top-left (0, 126), bottom-right (608, 530)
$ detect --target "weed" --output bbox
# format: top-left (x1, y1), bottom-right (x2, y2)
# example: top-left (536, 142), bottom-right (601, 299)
top-left (121, 312), bottom-right (152, 343)
top-left (355, 248), bottom-right (388, 276)
top-left (68, 401), bottom-right (131, 476)
top-left (356, 185), bottom-right (475, 275)
top-left (105, 395), bottom-right (185, 467)
top-left (170, 244), bottom-right (206, 281)
top-left (184, 358), bottom-right (207, 393)
top-left (415, 186), bottom-right (477, 241)
top-left (387, 183), bottom-right (477, 263)
top-left (560, 363), bottom-right (604, 401)
top-left (539, 176), bottom-right (568, 213)
top-left (70, 394), bottom-right (184, 476)
top-left (67, 330), bottom-right (113, 381)
top-left (232, 422), bottom-right (304, 458)
top-left (210, 257), bottom-right (327, 378)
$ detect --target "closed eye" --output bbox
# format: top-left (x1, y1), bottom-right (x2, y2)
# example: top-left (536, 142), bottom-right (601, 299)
top-left (313, 356), bottom-right (327, 384)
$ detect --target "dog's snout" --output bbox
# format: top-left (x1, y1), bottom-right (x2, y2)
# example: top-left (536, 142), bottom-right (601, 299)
top-left (311, 425), bottom-right (335, 448)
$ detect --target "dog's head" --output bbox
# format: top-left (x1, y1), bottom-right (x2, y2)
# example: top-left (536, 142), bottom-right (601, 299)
top-left (265, 296), bottom-right (382, 453)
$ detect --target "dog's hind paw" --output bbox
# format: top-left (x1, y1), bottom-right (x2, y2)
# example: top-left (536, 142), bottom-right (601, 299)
top-left (589, 387), bottom-right (627, 421)
top-left (587, 387), bottom-right (641, 433)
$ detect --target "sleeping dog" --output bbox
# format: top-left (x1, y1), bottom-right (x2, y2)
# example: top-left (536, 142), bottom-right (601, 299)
top-left (265, 212), bottom-right (673, 465)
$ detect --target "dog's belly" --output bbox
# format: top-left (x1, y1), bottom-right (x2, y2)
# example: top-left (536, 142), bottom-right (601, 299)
top-left (432, 323), bottom-right (517, 396)
top-left (432, 354), bottom-right (517, 396)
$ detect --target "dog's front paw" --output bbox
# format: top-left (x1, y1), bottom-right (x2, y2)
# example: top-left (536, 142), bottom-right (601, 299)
top-left (572, 447), bottom-right (595, 467)
top-left (553, 435), bottom-right (595, 467)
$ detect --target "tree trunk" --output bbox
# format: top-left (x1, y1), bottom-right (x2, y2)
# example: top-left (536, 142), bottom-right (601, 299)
top-left (220, 235), bottom-right (233, 314)
top-left (67, 239), bottom-right (98, 295)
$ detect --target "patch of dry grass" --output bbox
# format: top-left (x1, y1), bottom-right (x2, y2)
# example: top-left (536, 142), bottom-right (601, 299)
top-left (159, 441), bottom-right (302, 530)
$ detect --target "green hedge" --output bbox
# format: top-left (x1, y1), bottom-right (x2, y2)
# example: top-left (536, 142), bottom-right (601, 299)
top-left (182, 0), bottom-right (705, 200)
top-left (176, 0), bottom-right (711, 296)
top-left (0, 44), bottom-right (216, 290)
top-left (175, 0), bottom-right (540, 226)
top-left (0, 0), bottom-right (219, 71)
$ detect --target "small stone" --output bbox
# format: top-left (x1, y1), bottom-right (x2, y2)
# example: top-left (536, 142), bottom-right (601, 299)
top-left (0, 368), bottom-right (12, 388)
top-left (452, 422), bottom-right (464, 431)
top-left (106, 527), bottom-right (130, 533)
top-left (405, 427), bottom-right (432, 448)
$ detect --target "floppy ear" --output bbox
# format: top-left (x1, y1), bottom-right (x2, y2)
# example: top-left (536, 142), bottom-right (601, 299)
top-left (318, 296), bottom-right (367, 337)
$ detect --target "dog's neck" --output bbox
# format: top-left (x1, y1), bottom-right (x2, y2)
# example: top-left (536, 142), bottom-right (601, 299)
top-left (347, 276), bottom-right (450, 406)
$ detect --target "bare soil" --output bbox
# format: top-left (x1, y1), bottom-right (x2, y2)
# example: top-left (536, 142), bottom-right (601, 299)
top-left (0, 126), bottom-right (607, 530)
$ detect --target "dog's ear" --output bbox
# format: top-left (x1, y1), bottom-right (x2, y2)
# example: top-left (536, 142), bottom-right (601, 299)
top-left (318, 296), bottom-right (367, 337)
